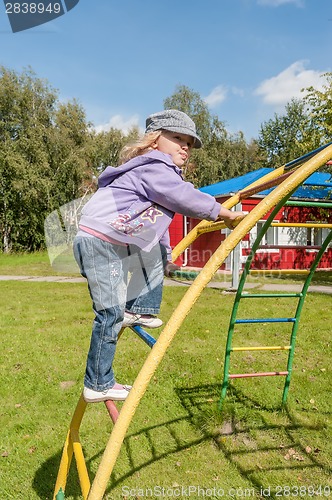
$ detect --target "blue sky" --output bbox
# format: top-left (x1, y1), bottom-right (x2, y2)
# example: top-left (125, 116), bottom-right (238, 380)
top-left (1, 0), bottom-right (331, 141)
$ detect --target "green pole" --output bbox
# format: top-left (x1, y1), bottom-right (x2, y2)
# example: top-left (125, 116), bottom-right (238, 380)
top-left (285, 200), bottom-right (332, 208)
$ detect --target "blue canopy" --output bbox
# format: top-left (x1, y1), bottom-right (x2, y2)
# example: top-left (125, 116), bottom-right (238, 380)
top-left (199, 168), bottom-right (332, 200)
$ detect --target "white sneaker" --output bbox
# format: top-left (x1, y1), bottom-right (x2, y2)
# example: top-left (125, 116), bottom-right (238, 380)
top-left (123, 311), bottom-right (163, 329)
top-left (83, 384), bottom-right (131, 402)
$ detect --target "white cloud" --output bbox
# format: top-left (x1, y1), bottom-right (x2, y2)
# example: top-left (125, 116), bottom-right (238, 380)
top-left (257, 0), bottom-right (304, 7)
top-left (231, 86), bottom-right (245, 98)
top-left (254, 61), bottom-right (325, 106)
top-left (204, 85), bottom-right (228, 108)
top-left (94, 114), bottom-right (141, 134)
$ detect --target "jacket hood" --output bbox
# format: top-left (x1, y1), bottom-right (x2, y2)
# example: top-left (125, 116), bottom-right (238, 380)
top-left (98, 150), bottom-right (182, 188)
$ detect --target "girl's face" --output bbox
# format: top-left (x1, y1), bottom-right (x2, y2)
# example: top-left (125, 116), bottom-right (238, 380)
top-left (154, 131), bottom-right (194, 167)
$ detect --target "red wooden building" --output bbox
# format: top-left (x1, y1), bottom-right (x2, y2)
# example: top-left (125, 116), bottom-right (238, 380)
top-left (169, 168), bottom-right (332, 270)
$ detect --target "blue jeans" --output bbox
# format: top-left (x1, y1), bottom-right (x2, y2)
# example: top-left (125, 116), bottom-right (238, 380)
top-left (73, 235), bottom-right (164, 390)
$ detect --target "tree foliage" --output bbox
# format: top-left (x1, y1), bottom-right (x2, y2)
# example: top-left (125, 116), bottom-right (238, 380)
top-left (0, 67), bottom-right (90, 252)
top-left (303, 72), bottom-right (332, 144)
top-left (87, 126), bottom-right (139, 176)
top-left (257, 99), bottom-right (321, 168)
top-left (1, 67), bottom-right (332, 253)
top-left (258, 73), bottom-right (332, 170)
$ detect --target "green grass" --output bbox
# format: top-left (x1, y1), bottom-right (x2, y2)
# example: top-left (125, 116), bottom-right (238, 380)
top-left (0, 275), bottom-right (331, 499)
top-left (0, 251), bottom-right (80, 277)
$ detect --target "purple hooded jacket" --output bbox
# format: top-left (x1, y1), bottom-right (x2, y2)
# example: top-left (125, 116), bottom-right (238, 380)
top-left (79, 150), bottom-right (221, 257)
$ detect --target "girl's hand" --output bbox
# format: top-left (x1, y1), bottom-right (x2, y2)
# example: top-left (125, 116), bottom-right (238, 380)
top-left (217, 208), bottom-right (245, 230)
top-left (164, 261), bottom-right (181, 277)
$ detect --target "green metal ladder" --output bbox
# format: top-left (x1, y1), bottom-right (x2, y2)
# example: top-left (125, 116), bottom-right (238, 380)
top-left (220, 195), bottom-right (332, 406)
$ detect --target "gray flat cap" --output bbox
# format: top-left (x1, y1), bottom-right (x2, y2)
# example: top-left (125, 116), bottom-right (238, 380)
top-left (145, 109), bottom-right (202, 148)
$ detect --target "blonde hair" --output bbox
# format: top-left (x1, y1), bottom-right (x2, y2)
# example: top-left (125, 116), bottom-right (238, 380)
top-left (119, 131), bottom-right (162, 164)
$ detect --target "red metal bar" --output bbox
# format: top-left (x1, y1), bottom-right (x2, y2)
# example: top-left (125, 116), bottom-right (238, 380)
top-left (104, 400), bottom-right (119, 423)
top-left (239, 170), bottom-right (293, 200)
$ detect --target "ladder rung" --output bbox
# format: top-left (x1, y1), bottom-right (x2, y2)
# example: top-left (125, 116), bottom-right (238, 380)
top-left (240, 293), bottom-right (302, 299)
top-left (235, 318), bottom-right (296, 324)
top-left (232, 345), bottom-right (291, 352)
top-left (229, 371), bottom-right (289, 379)
top-left (286, 200), bottom-right (332, 208)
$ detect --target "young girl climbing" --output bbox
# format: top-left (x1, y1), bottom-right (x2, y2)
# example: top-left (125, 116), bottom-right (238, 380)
top-left (73, 109), bottom-right (244, 402)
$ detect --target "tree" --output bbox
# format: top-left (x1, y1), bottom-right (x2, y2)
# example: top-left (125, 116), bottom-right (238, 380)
top-left (304, 72), bottom-right (332, 144)
top-left (87, 125), bottom-right (140, 176)
top-left (257, 99), bottom-right (320, 168)
top-left (0, 66), bottom-right (56, 251)
top-left (47, 99), bottom-right (91, 207)
top-left (0, 66), bottom-right (91, 252)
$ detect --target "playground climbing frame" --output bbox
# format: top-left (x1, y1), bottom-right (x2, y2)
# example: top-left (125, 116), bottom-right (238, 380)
top-left (54, 143), bottom-right (332, 499)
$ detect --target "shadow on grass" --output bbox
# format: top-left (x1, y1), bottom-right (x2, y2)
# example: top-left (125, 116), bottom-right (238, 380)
top-left (175, 384), bottom-right (331, 496)
top-left (33, 449), bottom-right (83, 499)
top-left (34, 384), bottom-right (331, 499)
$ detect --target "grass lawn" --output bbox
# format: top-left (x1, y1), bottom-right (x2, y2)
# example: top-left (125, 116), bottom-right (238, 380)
top-left (0, 271), bottom-right (331, 499)
top-left (0, 251), bottom-right (80, 277)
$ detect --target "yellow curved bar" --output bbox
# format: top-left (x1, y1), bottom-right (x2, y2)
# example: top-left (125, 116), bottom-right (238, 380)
top-left (71, 428), bottom-right (91, 499)
top-left (53, 431), bottom-right (73, 500)
top-left (54, 394), bottom-right (88, 499)
top-left (88, 145), bottom-right (332, 500)
top-left (172, 163), bottom-right (290, 261)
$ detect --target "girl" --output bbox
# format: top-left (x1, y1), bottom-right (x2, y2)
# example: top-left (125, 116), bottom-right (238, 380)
top-left (73, 109), bottom-right (244, 402)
